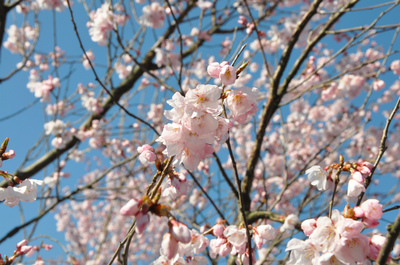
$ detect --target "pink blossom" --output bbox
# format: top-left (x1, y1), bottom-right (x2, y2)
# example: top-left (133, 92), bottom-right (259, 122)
top-left (196, 0), bottom-right (212, 10)
top-left (246, 22), bottom-right (255, 35)
top-left (3, 24), bottom-right (37, 55)
top-left (190, 229), bottom-right (209, 254)
top-left (0, 186), bottom-right (23, 207)
top-left (37, 0), bottom-right (65, 11)
top-left (338, 74), bottom-right (365, 99)
top-left (334, 234), bottom-right (370, 263)
top-left (225, 86), bottom-right (259, 123)
top-left (309, 215), bottom-right (339, 252)
top-left (373, 79), bottom-right (386, 91)
top-left (140, 2), bottom-right (165, 29)
top-left (209, 237), bottom-right (231, 258)
top-left (223, 225), bottom-right (247, 255)
top-left (238, 16), bottom-right (247, 25)
top-left (369, 234), bottom-right (387, 260)
top-left (280, 214), bottom-right (299, 232)
top-left (16, 239), bottom-right (34, 255)
top-left (82, 50), bottom-right (95, 70)
top-left (44, 120), bottom-right (66, 135)
top-left (358, 161), bottom-right (373, 176)
top-left (219, 65), bottom-right (237, 86)
top-left (33, 258), bottom-right (46, 265)
top-left (253, 224), bottom-right (276, 249)
top-left (28, 75), bottom-right (60, 102)
top-left (336, 218), bottom-right (364, 238)
top-left (184, 84), bottom-right (222, 111)
top-left (164, 92), bottom-right (187, 123)
top-left (87, 4), bottom-right (114, 45)
top-left (363, 218), bottom-right (380, 228)
top-left (351, 171), bottom-right (365, 183)
top-left (214, 117), bottom-right (233, 144)
top-left (318, 253), bottom-right (346, 265)
top-left (256, 224), bottom-right (276, 240)
top-left (183, 111), bottom-right (219, 135)
top-left (163, 173), bottom-right (189, 199)
top-left (391, 60), bottom-right (400, 75)
top-left (238, 249), bottom-right (255, 265)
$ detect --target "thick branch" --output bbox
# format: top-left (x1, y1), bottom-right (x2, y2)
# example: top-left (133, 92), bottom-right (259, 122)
top-left (241, 0), bottom-right (360, 210)
top-left (376, 211), bottom-right (400, 264)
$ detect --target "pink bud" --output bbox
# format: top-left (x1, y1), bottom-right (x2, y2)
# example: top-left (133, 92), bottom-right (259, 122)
top-left (170, 219), bottom-right (192, 244)
top-left (137, 144), bottom-right (155, 153)
top-left (301, 219), bottom-right (317, 236)
top-left (161, 233), bottom-right (179, 260)
top-left (20, 245), bottom-right (33, 255)
top-left (213, 223), bottom-right (225, 237)
top-left (257, 224), bottom-right (277, 240)
top-left (5, 150), bottom-right (15, 159)
top-left (352, 171), bottom-right (364, 183)
top-left (207, 62), bottom-right (222, 78)
top-left (361, 161), bottom-right (374, 171)
top-left (17, 239), bottom-right (28, 248)
top-left (120, 199), bottom-right (140, 216)
top-left (219, 65), bottom-right (237, 85)
top-left (135, 211), bottom-right (150, 234)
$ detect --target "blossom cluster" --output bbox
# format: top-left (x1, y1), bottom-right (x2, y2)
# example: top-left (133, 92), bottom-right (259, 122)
top-left (347, 162), bottom-right (374, 197)
top-left (153, 226), bottom-right (209, 265)
top-left (156, 84), bottom-right (228, 171)
top-left (87, 3), bottom-right (128, 45)
top-left (209, 222), bottom-right (276, 264)
top-left (305, 161), bottom-right (374, 198)
top-left (44, 119), bottom-right (73, 149)
top-left (140, 2), bottom-right (165, 29)
top-left (0, 239), bottom-right (53, 265)
top-left (286, 208), bottom-right (387, 265)
top-left (157, 61), bottom-right (259, 171)
top-left (3, 24), bottom-right (37, 55)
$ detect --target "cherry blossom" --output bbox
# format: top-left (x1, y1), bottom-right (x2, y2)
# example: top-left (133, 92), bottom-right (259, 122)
top-left (137, 144), bottom-right (157, 165)
top-left (305, 165), bottom-right (330, 191)
top-left (225, 86), bottom-right (259, 123)
top-left (87, 3), bottom-right (115, 45)
top-left (140, 2), bottom-right (165, 29)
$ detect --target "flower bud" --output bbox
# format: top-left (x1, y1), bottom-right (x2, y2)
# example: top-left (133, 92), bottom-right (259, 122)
top-left (161, 233), bottom-right (179, 260)
top-left (120, 198), bottom-right (140, 216)
top-left (170, 219), bottom-right (192, 244)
